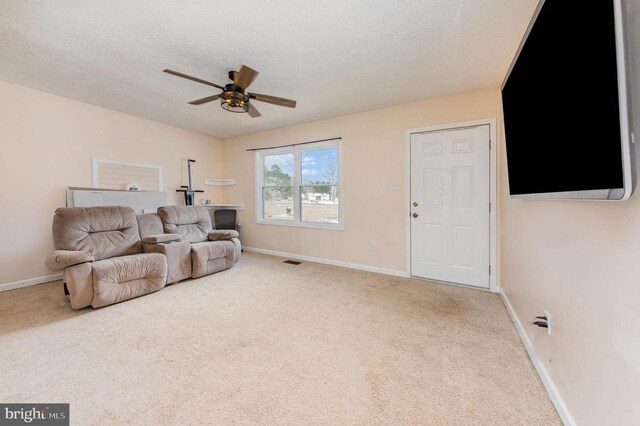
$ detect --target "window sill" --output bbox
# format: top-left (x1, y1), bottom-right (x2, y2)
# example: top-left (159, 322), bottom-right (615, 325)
top-left (255, 219), bottom-right (343, 231)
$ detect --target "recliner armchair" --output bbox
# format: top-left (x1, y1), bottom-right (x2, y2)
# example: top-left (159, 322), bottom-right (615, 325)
top-left (46, 206), bottom-right (168, 309)
top-left (157, 205), bottom-right (241, 278)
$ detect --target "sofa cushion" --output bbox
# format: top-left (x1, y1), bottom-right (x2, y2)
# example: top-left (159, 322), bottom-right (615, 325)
top-left (157, 206), bottom-right (212, 243)
top-left (53, 206), bottom-right (142, 261)
top-left (190, 241), bottom-right (235, 278)
top-left (136, 213), bottom-right (165, 238)
top-left (91, 253), bottom-right (167, 308)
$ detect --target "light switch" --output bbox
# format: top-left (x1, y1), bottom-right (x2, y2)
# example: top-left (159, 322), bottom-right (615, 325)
top-left (388, 182), bottom-right (401, 190)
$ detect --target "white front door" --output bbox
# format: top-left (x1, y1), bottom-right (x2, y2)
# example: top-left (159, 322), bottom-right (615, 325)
top-left (410, 125), bottom-right (490, 288)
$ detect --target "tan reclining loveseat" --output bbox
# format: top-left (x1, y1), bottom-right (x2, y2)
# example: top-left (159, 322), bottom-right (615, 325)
top-left (47, 205), bottom-right (242, 309)
top-left (156, 205), bottom-right (240, 278)
top-left (46, 206), bottom-right (168, 309)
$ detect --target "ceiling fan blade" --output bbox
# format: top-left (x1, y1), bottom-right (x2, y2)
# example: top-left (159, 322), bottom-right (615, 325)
top-left (188, 94), bottom-right (221, 105)
top-left (163, 69), bottom-right (225, 90)
top-left (234, 65), bottom-right (259, 90)
top-left (249, 92), bottom-right (297, 108)
top-left (248, 103), bottom-right (262, 118)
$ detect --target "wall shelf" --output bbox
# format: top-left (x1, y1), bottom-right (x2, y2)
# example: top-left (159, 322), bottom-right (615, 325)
top-left (200, 204), bottom-right (244, 210)
top-left (204, 179), bottom-right (236, 186)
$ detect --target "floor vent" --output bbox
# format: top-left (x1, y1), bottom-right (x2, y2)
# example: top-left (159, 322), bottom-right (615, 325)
top-left (283, 260), bottom-right (302, 265)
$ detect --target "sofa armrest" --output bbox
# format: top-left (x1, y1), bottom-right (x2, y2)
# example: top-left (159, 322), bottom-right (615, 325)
top-left (142, 234), bottom-right (182, 244)
top-left (45, 250), bottom-right (94, 271)
top-left (208, 230), bottom-right (240, 241)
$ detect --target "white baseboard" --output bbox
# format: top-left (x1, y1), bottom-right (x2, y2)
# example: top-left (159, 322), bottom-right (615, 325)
top-left (0, 273), bottom-right (63, 293)
top-left (243, 247), bottom-right (409, 278)
top-left (500, 290), bottom-right (576, 426)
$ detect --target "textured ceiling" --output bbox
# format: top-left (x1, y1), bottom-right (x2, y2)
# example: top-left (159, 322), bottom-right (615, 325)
top-left (0, 0), bottom-right (538, 138)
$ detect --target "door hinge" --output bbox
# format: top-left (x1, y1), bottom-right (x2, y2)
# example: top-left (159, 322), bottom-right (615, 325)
top-left (489, 139), bottom-right (492, 149)
top-left (489, 202), bottom-right (492, 213)
top-left (489, 265), bottom-right (492, 275)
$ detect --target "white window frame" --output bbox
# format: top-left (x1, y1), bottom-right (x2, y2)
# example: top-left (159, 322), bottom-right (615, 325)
top-left (255, 139), bottom-right (343, 230)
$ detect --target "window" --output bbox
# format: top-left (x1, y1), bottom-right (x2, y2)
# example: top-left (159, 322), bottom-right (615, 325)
top-left (255, 139), bottom-right (342, 229)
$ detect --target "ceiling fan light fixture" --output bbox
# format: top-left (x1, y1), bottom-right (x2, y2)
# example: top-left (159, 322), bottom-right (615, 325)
top-left (221, 98), bottom-right (250, 113)
top-left (220, 92), bottom-right (250, 113)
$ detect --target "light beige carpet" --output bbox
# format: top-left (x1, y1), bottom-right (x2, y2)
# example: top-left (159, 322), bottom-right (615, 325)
top-left (0, 253), bottom-right (559, 425)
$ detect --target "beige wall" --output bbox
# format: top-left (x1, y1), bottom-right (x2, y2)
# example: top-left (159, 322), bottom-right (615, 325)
top-left (501, 156), bottom-right (640, 422)
top-left (0, 80), bottom-right (222, 284)
top-left (221, 88), bottom-right (502, 273)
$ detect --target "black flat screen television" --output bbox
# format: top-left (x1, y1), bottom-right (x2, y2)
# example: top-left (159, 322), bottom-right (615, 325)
top-left (502, 0), bottom-right (634, 200)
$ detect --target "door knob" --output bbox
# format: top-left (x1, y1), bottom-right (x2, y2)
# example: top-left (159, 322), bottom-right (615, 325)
top-left (413, 202), bottom-right (418, 207)
top-left (412, 213), bottom-right (418, 218)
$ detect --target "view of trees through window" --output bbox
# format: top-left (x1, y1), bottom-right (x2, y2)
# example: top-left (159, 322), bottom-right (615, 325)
top-left (263, 153), bottom-right (294, 220)
top-left (300, 147), bottom-right (339, 223)
top-left (260, 144), bottom-right (340, 225)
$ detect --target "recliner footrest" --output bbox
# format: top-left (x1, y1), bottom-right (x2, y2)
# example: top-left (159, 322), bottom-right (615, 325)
top-left (91, 253), bottom-right (167, 308)
top-left (190, 241), bottom-right (236, 278)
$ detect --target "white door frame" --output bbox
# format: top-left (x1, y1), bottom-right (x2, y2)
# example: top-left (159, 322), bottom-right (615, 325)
top-left (405, 118), bottom-right (498, 293)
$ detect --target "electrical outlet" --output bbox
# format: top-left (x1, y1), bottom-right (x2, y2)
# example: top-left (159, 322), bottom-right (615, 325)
top-left (545, 310), bottom-right (552, 335)
top-left (369, 241), bottom-right (376, 250)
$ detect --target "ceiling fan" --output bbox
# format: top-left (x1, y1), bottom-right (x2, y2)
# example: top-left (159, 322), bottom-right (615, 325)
top-left (163, 65), bottom-right (296, 118)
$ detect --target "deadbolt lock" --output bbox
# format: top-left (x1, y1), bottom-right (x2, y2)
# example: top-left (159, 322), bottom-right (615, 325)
top-left (413, 202), bottom-right (418, 207)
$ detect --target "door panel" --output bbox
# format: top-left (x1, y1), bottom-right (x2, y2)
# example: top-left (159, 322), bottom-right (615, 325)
top-left (410, 125), bottom-right (490, 288)
top-left (423, 223), bottom-right (443, 264)
top-left (424, 168), bottom-right (443, 206)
